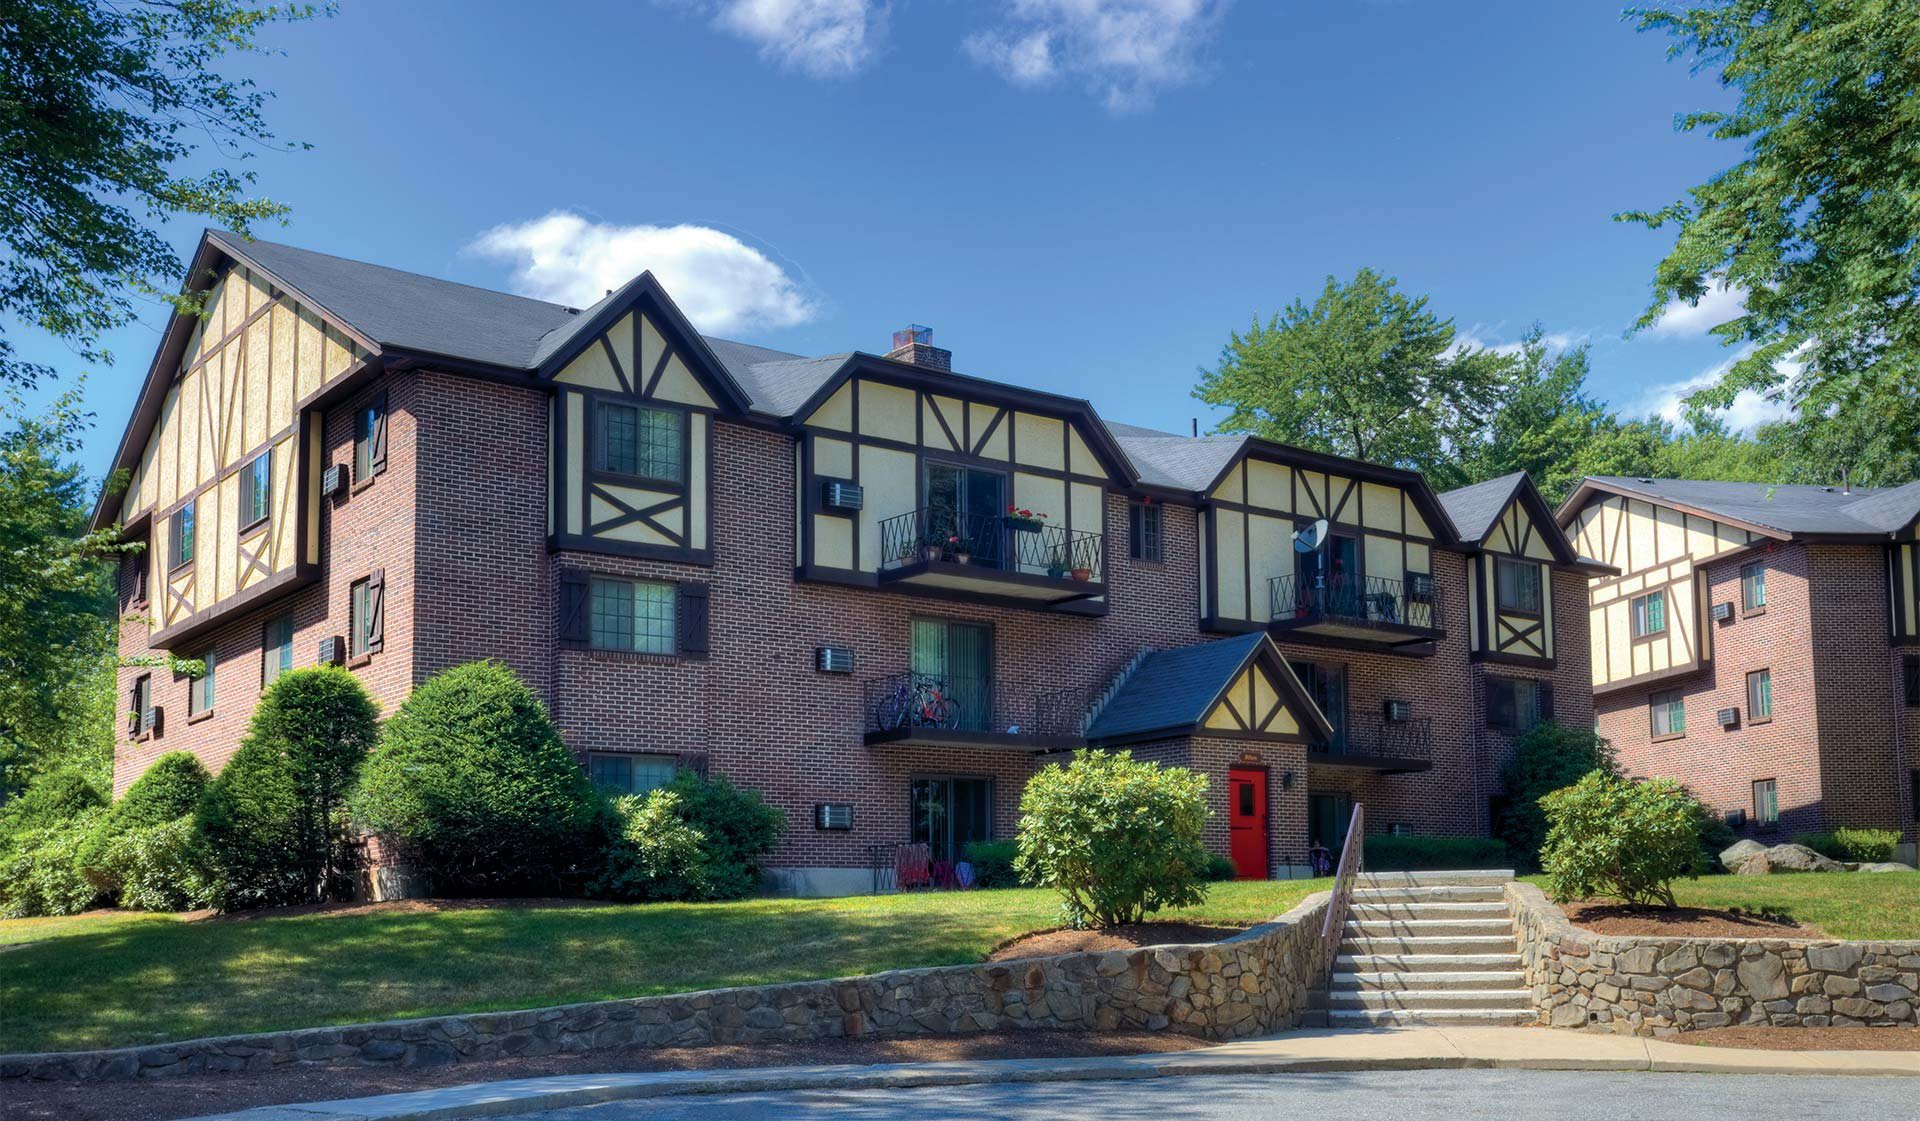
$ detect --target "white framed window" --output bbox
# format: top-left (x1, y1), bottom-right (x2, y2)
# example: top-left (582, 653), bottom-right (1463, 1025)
top-left (1631, 590), bottom-right (1667, 638)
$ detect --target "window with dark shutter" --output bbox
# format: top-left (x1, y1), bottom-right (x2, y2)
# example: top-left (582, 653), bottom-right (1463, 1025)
top-left (558, 570), bottom-right (591, 646)
top-left (676, 581), bottom-right (710, 656)
top-left (366, 568), bottom-right (385, 653)
top-left (1536, 681), bottom-right (1554, 723)
top-left (355, 391), bottom-right (389, 482)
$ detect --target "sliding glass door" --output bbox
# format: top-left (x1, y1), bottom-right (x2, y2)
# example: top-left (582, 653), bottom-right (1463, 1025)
top-left (911, 777), bottom-right (993, 865)
top-left (924, 461), bottom-right (1007, 568)
top-left (911, 618), bottom-right (993, 730)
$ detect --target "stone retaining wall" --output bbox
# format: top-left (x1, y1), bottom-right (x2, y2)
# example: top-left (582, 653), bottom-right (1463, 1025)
top-left (1507, 881), bottom-right (1920, 1036)
top-left (1, 893), bottom-right (1332, 1083)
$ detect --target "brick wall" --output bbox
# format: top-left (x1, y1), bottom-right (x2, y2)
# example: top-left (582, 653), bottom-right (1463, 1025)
top-left (1808, 544), bottom-right (1911, 834)
top-left (113, 372), bottom-right (420, 794)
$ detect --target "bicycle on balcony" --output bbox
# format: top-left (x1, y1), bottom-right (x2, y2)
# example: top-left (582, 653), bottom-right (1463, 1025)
top-left (872, 675), bottom-right (961, 731)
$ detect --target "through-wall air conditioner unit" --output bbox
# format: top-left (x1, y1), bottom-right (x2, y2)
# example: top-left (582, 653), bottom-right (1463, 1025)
top-left (822, 480), bottom-right (864, 513)
top-left (318, 636), bottom-right (346, 666)
top-left (1725, 808), bottom-right (1747, 828)
top-left (320, 463), bottom-right (349, 498)
top-left (816, 803), bottom-right (854, 831)
top-left (1383, 699), bottom-right (1412, 723)
top-left (1711, 602), bottom-right (1734, 623)
top-left (143, 706), bottom-right (162, 737)
top-left (816, 646), bottom-right (856, 674)
top-left (1408, 573), bottom-right (1435, 603)
top-left (1717, 707), bottom-right (1740, 728)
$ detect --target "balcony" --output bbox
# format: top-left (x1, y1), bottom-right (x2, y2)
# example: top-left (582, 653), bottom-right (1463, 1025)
top-left (861, 671), bottom-right (1088, 753)
top-left (1269, 574), bottom-right (1443, 648)
top-left (1309, 717), bottom-right (1433, 774)
top-left (876, 509), bottom-right (1104, 606)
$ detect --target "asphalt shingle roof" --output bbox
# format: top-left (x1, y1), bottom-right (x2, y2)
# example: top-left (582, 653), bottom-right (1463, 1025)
top-left (1438, 471), bottom-right (1528, 545)
top-left (1084, 633), bottom-right (1268, 742)
top-left (1113, 433), bottom-right (1248, 490)
top-left (1581, 476), bottom-right (1920, 536)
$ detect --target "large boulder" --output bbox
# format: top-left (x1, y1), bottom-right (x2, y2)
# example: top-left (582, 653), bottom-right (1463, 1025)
top-left (1719, 839), bottom-right (1767, 872)
top-left (1736, 843), bottom-right (1847, 875)
top-left (1857, 861), bottom-right (1918, 873)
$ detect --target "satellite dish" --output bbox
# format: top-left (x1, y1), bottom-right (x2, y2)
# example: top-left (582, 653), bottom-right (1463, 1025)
top-left (1292, 519), bottom-right (1329, 553)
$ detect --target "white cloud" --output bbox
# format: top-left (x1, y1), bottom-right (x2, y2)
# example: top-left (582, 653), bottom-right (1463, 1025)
top-left (1449, 328), bottom-right (1585, 359)
top-left (1620, 347), bottom-right (1797, 434)
top-left (964, 0), bottom-right (1228, 113)
top-left (469, 212), bottom-right (816, 335)
top-left (679, 0), bottom-right (885, 77)
top-left (1647, 278), bottom-right (1747, 339)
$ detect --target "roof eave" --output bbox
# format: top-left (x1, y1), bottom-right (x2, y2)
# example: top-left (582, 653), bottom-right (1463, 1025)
top-left (1555, 477), bottom-right (1794, 541)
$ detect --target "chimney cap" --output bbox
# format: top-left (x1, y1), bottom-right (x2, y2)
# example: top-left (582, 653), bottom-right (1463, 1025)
top-left (892, 324), bottom-right (933, 350)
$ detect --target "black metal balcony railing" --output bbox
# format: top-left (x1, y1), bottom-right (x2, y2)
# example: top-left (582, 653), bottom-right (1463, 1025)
top-left (1317, 717), bottom-right (1433, 763)
top-left (877, 509), bottom-right (1103, 582)
top-left (1269, 574), bottom-right (1441, 631)
top-left (862, 670), bottom-right (1087, 739)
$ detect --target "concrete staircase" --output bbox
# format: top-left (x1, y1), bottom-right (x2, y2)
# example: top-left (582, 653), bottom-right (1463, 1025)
top-left (1308, 870), bottom-right (1534, 1027)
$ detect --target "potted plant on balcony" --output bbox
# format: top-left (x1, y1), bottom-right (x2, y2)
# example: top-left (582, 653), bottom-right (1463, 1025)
top-left (951, 535), bottom-right (971, 565)
top-left (920, 537), bottom-right (943, 562)
top-left (1004, 506), bottom-right (1048, 532)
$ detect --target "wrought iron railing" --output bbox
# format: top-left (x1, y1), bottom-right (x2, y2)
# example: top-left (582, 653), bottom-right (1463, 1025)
top-left (877, 508), bottom-right (1103, 582)
top-left (1270, 574), bottom-right (1440, 630)
top-left (1320, 802), bottom-right (1365, 975)
top-left (861, 670), bottom-right (1088, 738)
top-left (1320, 717), bottom-right (1433, 762)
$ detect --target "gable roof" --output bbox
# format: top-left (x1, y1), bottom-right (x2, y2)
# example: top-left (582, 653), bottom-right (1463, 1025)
top-left (1083, 632), bottom-right (1334, 745)
top-left (1556, 476), bottom-right (1920, 540)
top-left (1438, 471), bottom-right (1582, 566)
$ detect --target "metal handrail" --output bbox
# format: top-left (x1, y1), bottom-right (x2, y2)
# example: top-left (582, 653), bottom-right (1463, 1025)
top-left (877, 508), bottom-right (1103, 580)
top-left (1319, 802), bottom-right (1365, 975)
top-left (1325, 718), bottom-right (1433, 762)
top-left (1270, 573), bottom-right (1440, 630)
top-left (861, 670), bottom-right (1088, 737)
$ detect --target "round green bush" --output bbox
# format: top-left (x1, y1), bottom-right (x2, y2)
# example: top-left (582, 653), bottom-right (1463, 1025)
top-left (1015, 750), bottom-right (1211, 928)
top-left (590, 790), bottom-right (712, 902)
top-left (0, 808), bottom-right (108, 918)
top-left (92, 817), bottom-right (216, 912)
top-left (199, 666), bottom-right (379, 909)
top-left (658, 772), bottom-right (785, 900)
top-left (0, 767), bottom-right (104, 845)
top-left (1541, 771), bottom-right (1707, 907)
top-left (78, 752), bottom-right (211, 889)
top-left (350, 661), bottom-right (603, 894)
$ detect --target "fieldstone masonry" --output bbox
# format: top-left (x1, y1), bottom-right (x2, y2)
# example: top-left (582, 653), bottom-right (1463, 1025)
top-left (1, 895), bottom-right (1332, 1083)
top-left (1508, 881), bottom-right (1920, 1036)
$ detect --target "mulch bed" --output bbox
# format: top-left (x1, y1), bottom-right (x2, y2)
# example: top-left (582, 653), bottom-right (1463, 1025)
top-left (3, 1030), bottom-right (1206, 1121)
top-left (1562, 901), bottom-right (1825, 939)
top-left (1678, 1026), bottom-right (1920, 1051)
top-left (987, 922), bottom-right (1248, 961)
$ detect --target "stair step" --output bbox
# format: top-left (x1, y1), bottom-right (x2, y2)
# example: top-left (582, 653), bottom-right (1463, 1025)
top-left (1332, 970), bottom-right (1526, 991)
top-left (1339, 935), bottom-right (1517, 955)
top-left (1329, 1007), bottom-right (1537, 1027)
top-left (1347, 918), bottom-right (1513, 937)
top-left (1328, 988), bottom-right (1533, 1011)
top-left (1350, 885), bottom-right (1505, 903)
top-left (1347, 901), bottom-right (1510, 920)
top-left (1336, 952), bottom-right (1523, 972)
top-left (1355, 870), bottom-right (1513, 888)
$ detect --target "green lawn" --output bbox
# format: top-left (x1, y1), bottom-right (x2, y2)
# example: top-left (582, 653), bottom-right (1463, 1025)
top-left (1527, 871), bottom-right (1920, 941)
top-left (0, 880), bottom-right (1322, 1054)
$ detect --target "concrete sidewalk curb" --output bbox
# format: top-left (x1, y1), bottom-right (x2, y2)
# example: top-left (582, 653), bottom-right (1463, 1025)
top-left (186, 1027), bottom-right (1920, 1121)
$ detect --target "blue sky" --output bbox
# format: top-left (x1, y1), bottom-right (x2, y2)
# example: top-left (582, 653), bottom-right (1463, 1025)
top-left (21, 0), bottom-right (1768, 481)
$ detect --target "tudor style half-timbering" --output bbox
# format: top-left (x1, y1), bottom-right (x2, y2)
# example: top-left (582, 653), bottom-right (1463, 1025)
top-left (114, 258), bottom-right (367, 649)
top-left (97, 231), bottom-right (1616, 890)
top-left (792, 357), bottom-right (1128, 611)
top-left (1453, 473), bottom-right (1584, 668)
top-left (1558, 477), bottom-right (1920, 849)
top-left (1196, 447), bottom-right (1447, 651)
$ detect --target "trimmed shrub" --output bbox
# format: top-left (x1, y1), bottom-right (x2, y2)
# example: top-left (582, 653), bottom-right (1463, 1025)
top-left (1364, 834), bottom-right (1509, 872)
top-left (78, 752), bottom-right (211, 894)
top-left (1497, 722), bottom-right (1617, 870)
top-left (0, 767), bottom-right (104, 845)
top-left (199, 666), bottom-right (379, 909)
top-left (1541, 771), bottom-right (1707, 907)
top-left (590, 791), bottom-right (711, 902)
top-left (90, 817), bottom-right (216, 912)
top-left (350, 661), bottom-right (603, 894)
top-left (656, 772), bottom-right (785, 900)
top-left (0, 809), bottom-right (107, 918)
top-left (963, 839), bottom-right (1024, 888)
top-left (1694, 802), bottom-right (1739, 873)
top-left (1015, 750), bottom-right (1211, 928)
top-left (1794, 828), bottom-right (1902, 864)
top-left (1203, 852), bottom-right (1239, 882)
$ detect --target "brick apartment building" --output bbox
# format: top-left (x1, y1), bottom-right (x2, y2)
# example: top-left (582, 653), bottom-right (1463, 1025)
top-left (1559, 477), bottom-right (1920, 858)
top-left (97, 231), bottom-right (1605, 895)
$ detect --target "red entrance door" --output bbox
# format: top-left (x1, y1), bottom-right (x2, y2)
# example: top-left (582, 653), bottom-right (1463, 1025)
top-left (1228, 768), bottom-right (1269, 880)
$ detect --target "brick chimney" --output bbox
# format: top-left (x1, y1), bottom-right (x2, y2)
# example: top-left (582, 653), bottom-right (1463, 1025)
top-left (885, 324), bottom-right (950, 372)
